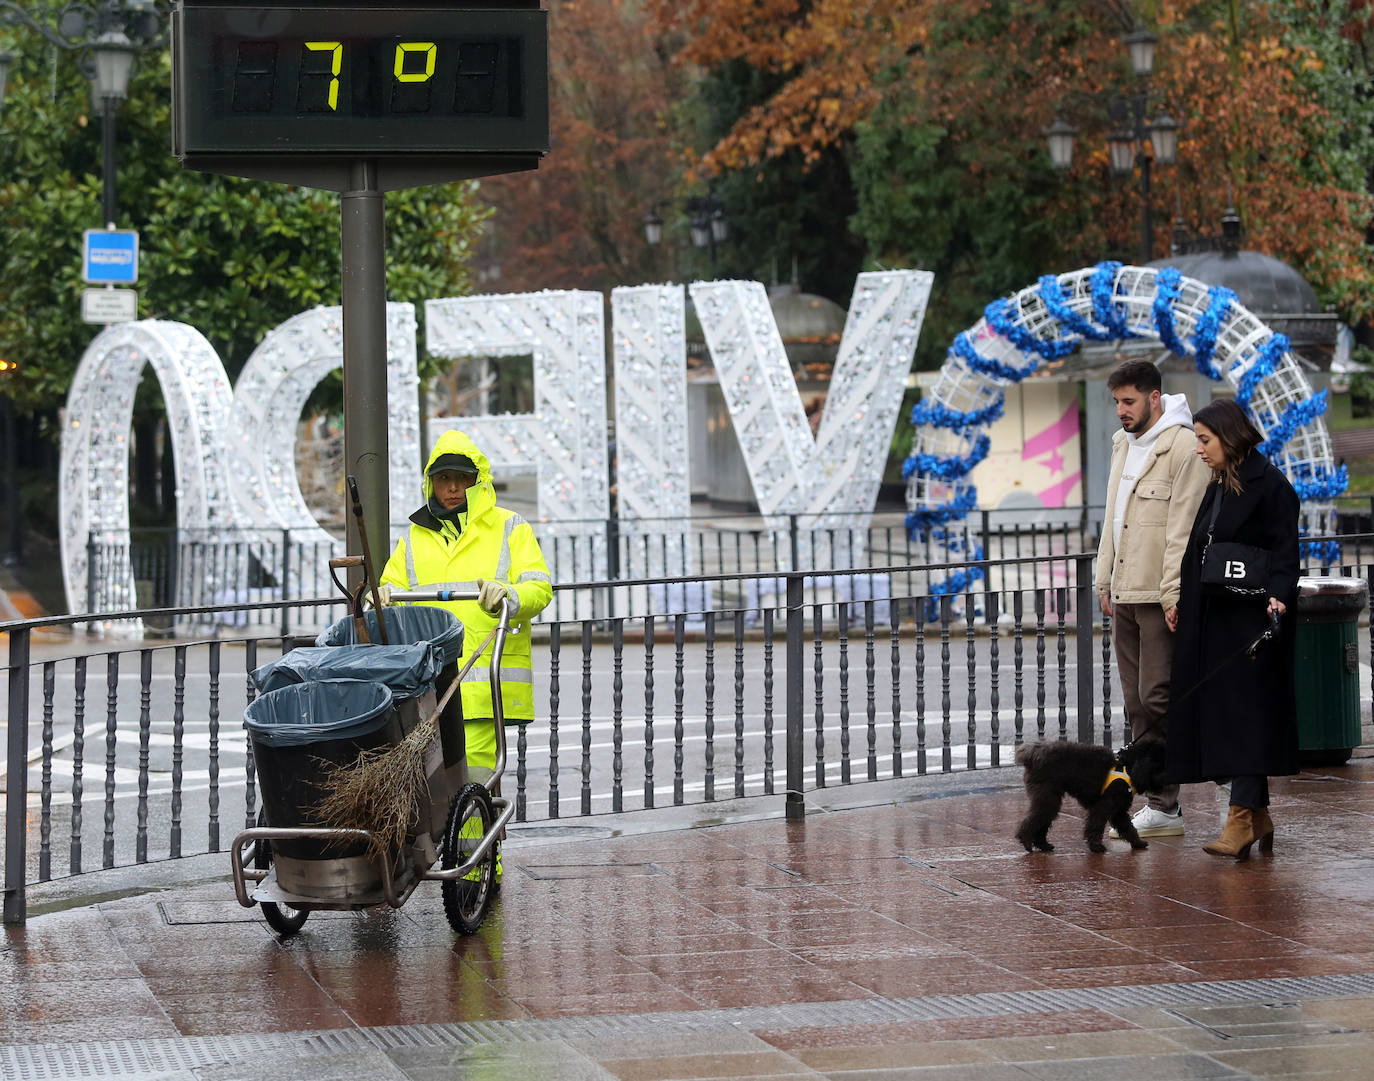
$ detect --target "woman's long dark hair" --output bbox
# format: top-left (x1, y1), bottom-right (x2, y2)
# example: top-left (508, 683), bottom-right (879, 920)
top-left (1193, 398), bottom-right (1262, 494)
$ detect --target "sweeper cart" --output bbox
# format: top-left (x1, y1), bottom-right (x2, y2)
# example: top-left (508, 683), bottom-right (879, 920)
top-left (230, 591), bottom-right (515, 936)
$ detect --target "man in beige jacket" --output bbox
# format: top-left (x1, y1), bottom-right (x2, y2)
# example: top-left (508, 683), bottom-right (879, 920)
top-left (1095, 361), bottom-right (1209, 836)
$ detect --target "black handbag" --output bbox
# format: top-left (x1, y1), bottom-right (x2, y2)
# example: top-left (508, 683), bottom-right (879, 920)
top-left (1199, 490), bottom-right (1270, 596)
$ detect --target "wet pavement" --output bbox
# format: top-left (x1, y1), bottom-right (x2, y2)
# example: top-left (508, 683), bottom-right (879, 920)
top-left (4, 757), bottom-right (1374, 1080)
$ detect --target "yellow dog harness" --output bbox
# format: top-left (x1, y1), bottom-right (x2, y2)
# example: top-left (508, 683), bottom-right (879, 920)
top-left (1101, 766), bottom-right (1133, 795)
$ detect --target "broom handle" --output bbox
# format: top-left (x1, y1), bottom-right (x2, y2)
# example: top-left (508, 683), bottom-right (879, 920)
top-left (347, 475), bottom-right (390, 644)
top-left (423, 623), bottom-right (501, 725)
top-left (394, 592), bottom-right (512, 789)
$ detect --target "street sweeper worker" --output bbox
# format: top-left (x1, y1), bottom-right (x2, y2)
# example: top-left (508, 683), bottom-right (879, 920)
top-left (376, 429), bottom-right (553, 777)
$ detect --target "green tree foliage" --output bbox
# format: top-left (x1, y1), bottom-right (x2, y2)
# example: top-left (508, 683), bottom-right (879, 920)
top-left (693, 60), bottom-right (866, 305)
top-left (0, 24), bottom-right (487, 421)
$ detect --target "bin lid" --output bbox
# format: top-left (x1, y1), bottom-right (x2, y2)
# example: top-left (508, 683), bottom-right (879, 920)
top-left (1297, 576), bottom-right (1369, 600)
top-left (243, 679), bottom-right (394, 748)
top-left (316, 606), bottom-right (465, 666)
top-left (250, 642), bottom-right (442, 698)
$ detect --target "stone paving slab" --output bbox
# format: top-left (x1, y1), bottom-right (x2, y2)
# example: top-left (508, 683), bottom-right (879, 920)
top-left (3, 756), bottom-right (1374, 1079)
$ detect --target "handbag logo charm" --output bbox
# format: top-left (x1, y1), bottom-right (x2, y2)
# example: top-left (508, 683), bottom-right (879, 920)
top-left (1224, 560), bottom-right (1247, 578)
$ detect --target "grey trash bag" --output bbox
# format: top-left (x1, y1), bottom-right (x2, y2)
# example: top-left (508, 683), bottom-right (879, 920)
top-left (251, 642), bottom-right (442, 700)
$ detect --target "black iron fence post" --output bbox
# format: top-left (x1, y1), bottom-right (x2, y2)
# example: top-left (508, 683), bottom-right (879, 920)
top-left (280, 528), bottom-right (292, 638)
top-left (1076, 553), bottom-right (1095, 742)
top-left (788, 514), bottom-right (800, 571)
top-left (605, 516), bottom-right (619, 621)
top-left (4, 626), bottom-right (31, 923)
top-left (164, 528), bottom-right (178, 609)
top-left (85, 536), bottom-right (98, 615)
top-left (785, 572), bottom-right (805, 820)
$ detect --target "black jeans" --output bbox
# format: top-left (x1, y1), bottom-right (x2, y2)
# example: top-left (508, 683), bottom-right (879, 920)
top-left (1230, 775), bottom-right (1269, 809)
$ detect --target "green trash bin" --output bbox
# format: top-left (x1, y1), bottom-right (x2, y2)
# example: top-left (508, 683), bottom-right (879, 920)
top-left (1294, 576), bottom-right (1367, 766)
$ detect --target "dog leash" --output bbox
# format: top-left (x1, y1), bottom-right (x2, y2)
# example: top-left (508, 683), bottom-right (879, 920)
top-left (1118, 609), bottom-right (1282, 756)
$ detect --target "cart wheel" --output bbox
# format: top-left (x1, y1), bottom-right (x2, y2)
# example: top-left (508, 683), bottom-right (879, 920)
top-left (254, 810), bottom-right (309, 936)
top-left (441, 783), bottom-right (496, 935)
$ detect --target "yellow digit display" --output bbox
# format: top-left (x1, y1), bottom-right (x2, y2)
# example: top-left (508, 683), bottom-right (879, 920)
top-left (304, 41), bottom-right (341, 110)
top-left (394, 42), bottom-right (436, 83)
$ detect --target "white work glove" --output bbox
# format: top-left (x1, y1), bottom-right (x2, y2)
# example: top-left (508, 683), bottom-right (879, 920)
top-left (477, 579), bottom-right (512, 615)
top-left (362, 584), bottom-right (392, 608)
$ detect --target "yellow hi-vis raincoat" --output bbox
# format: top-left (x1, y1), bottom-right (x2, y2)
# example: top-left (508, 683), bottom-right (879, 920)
top-left (380, 430), bottom-right (553, 769)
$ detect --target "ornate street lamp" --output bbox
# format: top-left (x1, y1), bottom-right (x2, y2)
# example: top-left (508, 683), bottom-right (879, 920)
top-left (0, 1), bottom-right (165, 227)
top-left (641, 207), bottom-right (664, 247)
top-left (0, 2), bottom-right (165, 562)
top-left (1046, 20), bottom-right (1177, 262)
top-left (1045, 116), bottom-right (1077, 171)
top-left (643, 185), bottom-right (730, 275)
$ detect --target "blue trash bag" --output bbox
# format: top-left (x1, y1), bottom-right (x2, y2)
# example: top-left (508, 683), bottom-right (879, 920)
top-left (250, 642), bottom-right (442, 699)
top-left (316, 606), bottom-right (465, 667)
top-left (243, 679), bottom-right (394, 748)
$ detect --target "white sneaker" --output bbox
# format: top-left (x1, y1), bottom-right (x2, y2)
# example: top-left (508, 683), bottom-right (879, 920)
top-left (1110, 805), bottom-right (1184, 839)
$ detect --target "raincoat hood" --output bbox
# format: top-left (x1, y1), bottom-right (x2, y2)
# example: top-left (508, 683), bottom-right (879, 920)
top-left (422, 429), bottom-right (496, 521)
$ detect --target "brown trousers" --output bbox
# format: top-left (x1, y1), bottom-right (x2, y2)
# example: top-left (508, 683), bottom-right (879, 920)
top-left (1111, 601), bottom-right (1181, 811)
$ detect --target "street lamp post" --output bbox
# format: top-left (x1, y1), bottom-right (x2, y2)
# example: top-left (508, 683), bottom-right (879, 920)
top-left (0, 361), bottom-right (18, 565)
top-left (0, 1), bottom-right (163, 229)
top-left (0, 2), bottom-right (164, 564)
top-left (1046, 23), bottom-right (1178, 263)
top-left (643, 185), bottom-right (730, 276)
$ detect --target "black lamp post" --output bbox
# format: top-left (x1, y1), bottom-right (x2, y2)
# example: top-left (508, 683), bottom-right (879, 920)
top-left (0, 2), bottom-right (163, 564)
top-left (643, 184), bottom-right (730, 276)
top-left (0, 359), bottom-right (17, 565)
top-left (0, 1), bottom-right (163, 229)
top-left (1046, 23), bottom-right (1178, 263)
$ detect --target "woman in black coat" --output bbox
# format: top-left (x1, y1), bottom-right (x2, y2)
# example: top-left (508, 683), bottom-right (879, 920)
top-left (1166, 398), bottom-right (1300, 858)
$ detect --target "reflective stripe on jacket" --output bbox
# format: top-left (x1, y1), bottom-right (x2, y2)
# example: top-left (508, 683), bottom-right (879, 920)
top-left (380, 430), bottom-right (553, 726)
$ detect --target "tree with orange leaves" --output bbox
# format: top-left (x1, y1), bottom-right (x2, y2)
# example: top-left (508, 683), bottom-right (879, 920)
top-left (656, 0), bottom-right (1374, 354)
top-left (473, 0), bottom-right (693, 295)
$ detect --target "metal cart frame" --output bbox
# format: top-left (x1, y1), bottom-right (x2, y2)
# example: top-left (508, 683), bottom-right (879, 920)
top-left (229, 591), bottom-right (516, 935)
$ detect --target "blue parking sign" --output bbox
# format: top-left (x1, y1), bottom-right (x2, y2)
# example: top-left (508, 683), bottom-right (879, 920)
top-left (83, 230), bottom-right (139, 284)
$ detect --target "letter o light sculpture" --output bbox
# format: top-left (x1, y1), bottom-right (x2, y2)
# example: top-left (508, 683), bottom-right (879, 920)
top-left (60, 306), bottom-right (422, 625)
top-left (60, 321), bottom-right (237, 626)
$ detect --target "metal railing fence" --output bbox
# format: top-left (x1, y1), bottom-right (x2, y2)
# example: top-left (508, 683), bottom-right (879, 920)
top-left (85, 507), bottom-right (1114, 630)
top-left (82, 499), bottom-right (1374, 630)
top-left (7, 545), bottom-right (1373, 924)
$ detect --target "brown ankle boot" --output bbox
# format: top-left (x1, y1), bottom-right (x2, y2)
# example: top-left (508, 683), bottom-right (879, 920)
top-left (1203, 806), bottom-right (1259, 858)
top-left (1252, 807), bottom-right (1274, 853)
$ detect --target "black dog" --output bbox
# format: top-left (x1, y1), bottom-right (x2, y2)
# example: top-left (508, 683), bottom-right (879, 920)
top-left (1014, 739), bottom-right (1169, 854)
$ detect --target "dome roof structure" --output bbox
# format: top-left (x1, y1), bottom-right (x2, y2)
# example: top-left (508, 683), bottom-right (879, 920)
top-left (1149, 210), bottom-right (1336, 353)
top-left (1070, 209), bottom-right (1340, 375)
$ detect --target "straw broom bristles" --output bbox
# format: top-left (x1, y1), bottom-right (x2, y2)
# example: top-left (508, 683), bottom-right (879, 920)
top-left (307, 625), bottom-right (498, 865)
top-left (311, 715), bottom-right (438, 862)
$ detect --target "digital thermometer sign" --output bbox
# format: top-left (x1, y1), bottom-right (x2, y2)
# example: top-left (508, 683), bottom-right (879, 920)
top-left (172, 2), bottom-right (549, 190)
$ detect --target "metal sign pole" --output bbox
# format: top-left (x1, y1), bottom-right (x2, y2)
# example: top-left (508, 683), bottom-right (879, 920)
top-left (341, 161), bottom-right (390, 580)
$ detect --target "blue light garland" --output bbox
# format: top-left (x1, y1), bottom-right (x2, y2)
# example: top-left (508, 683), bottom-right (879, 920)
top-left (1234, 333), bottom-right (1291, 411)
top-left (906, 487), bottom-right (979, 534)
top-left (1301, 539), bottom-right (1343, 565)
top-left (1191, 285), bottom-right (1236, 379)
top-left (1288, 461), bottom-right (1349, 501)
top-left (1257, 390), bottom-right (1328, 457)
top-left (910, 394), bottom-right (1006, 433)
top-left (1090, 261), bottom-right (1134, 338)
top-left (1037, 274), bottom-right (1115, 342)
top-left (950, 331), bottom-right (1040, 382)
top-left (1151, 267), bottom-right (1188, 357)
top-left (902, 434), bottom-right (991, 482)
top-left (985, 298), bottom-right (1080, 361)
